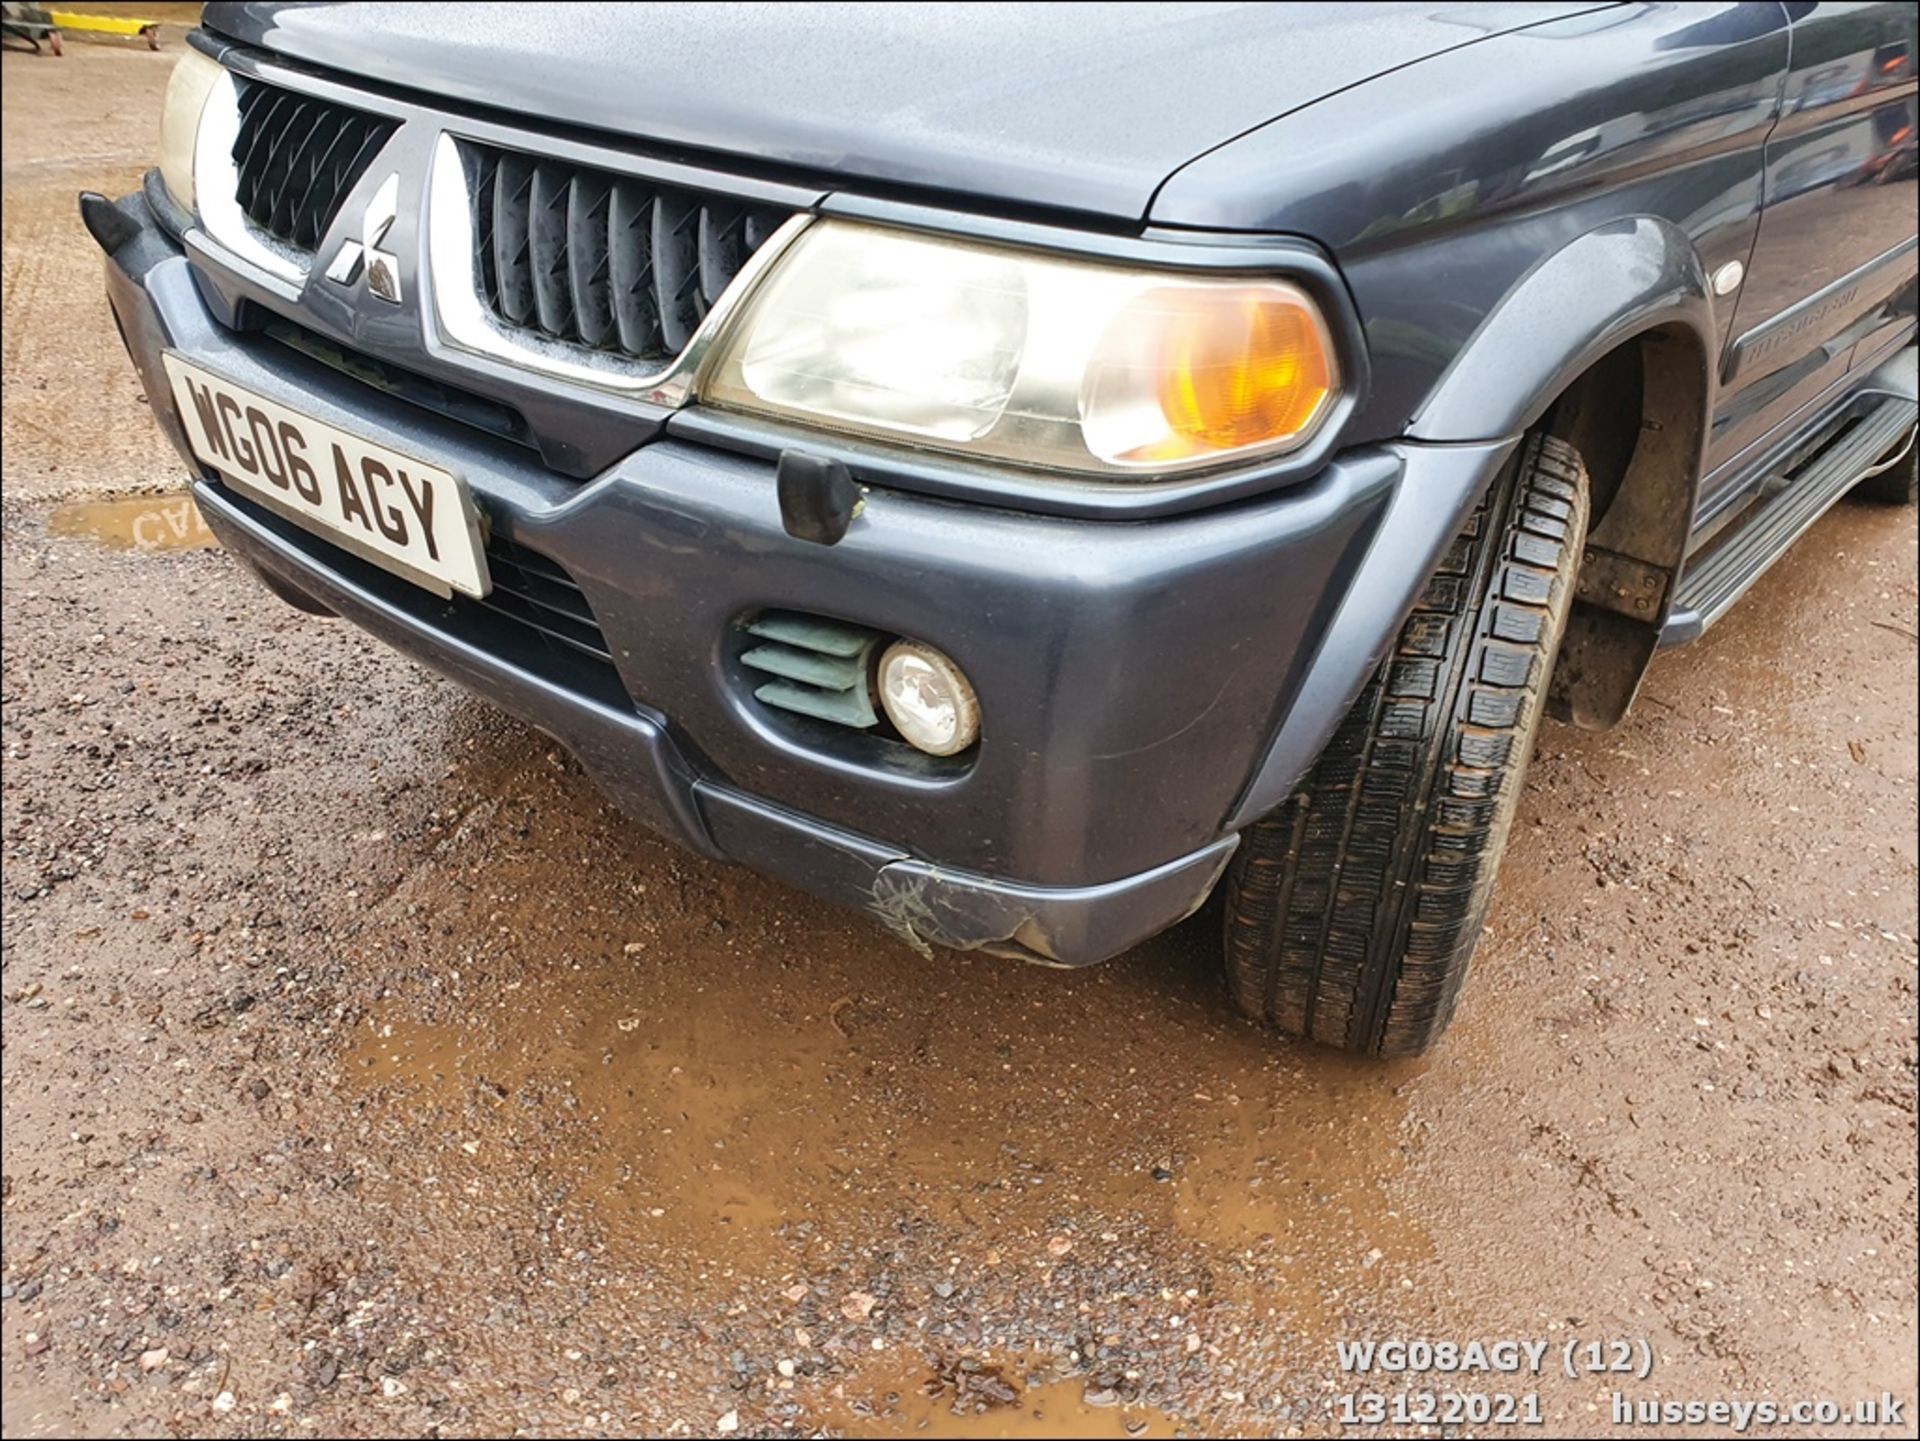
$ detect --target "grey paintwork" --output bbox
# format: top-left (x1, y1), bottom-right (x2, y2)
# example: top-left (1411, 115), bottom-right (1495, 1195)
top-left (1155, 3), bottom-right (1793, 442)
top-left (1407, 218), bottom-right (1715, 444)
top-left (94, 2), bottom-right (1919, 963)
top-left (199, 2), bottom-right (1594, 223)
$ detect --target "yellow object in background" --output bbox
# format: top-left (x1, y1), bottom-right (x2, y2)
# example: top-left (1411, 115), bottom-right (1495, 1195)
top-left (48, 10), bottom-right (161, 46)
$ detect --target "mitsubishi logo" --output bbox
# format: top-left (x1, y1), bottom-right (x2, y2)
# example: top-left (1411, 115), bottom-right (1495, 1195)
top-left (324, 172), bottom-right (402, 304)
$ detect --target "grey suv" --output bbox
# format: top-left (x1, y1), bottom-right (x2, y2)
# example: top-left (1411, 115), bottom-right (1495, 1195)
top-left (87, 2), bottom-right (1918, 1054)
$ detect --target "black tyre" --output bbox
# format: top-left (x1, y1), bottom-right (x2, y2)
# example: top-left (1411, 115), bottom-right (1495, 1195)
top-left (1224, 433), bottom-right (1591, 1057)
top-left (1850, 427), bottom-right (1916, 505)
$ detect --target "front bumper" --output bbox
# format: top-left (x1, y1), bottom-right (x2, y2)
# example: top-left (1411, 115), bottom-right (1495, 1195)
top-left (98, 188), bottom-right (1510, 965)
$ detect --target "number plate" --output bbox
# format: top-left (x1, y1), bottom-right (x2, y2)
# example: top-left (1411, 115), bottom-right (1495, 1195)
top-left (161, 353), bottom-right (490, 598)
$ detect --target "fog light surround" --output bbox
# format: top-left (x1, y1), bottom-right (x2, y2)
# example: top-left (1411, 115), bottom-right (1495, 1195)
top-left (877, 640), bottom-right (980, 757)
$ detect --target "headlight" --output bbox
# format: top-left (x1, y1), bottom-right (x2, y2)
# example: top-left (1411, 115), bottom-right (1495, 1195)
top-left (699, 220), bottom-right (1338, 476)
top-left (157, 50), bottom-right (224, 214)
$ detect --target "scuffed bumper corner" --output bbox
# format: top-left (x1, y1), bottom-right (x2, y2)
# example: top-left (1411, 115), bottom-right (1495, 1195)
top-left (867, 838), bottom-right (1238, 966)
top-left (693, 789), bottom-right (1237, 969)
top-left (95, 190), bottom-right (200, 472)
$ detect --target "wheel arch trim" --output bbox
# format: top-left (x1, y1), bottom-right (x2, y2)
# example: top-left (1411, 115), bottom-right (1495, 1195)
top-left (1229, 220), bottom-right (1723, 828)
top-left (1411, 217), bottom-right (1718, 732)
top-left (1224, 436), bottom-right (1519, 830)
top-left (1406, 215), bottom-right (1718, 452)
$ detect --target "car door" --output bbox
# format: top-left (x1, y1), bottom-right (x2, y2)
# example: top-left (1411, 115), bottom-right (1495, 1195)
top-left (1704, 0), bottom-right (1920, 503)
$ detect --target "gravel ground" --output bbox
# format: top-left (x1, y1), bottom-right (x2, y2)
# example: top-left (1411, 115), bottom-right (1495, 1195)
top-left (4, 29), bottom-right (1917, 1441)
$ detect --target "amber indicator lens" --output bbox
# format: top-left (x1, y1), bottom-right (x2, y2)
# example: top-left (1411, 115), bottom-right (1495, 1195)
top-left (1081, 283), bottom-right (1335, 467)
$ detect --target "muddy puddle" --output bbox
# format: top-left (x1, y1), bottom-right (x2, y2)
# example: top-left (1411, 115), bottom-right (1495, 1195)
top-left (48, 489), bottom-right (215, 551)
top-left (338, 872), bottom-right (1437, 1359)
top-left (343, 977), bottom-right (1428, 1266)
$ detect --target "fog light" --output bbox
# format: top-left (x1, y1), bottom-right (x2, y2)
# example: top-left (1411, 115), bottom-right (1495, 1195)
top-left (878, 641), bottom-right (979, 756)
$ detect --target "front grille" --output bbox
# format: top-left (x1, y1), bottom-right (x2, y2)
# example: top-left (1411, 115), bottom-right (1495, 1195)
top-left (469, 143), bottom-right (792, 365)
top-left (212, 482), bottom-right (627, 710)
top-left (233, 79), bottom-right (398, 252)
top-left (478, 533), bottom-right (615, 671)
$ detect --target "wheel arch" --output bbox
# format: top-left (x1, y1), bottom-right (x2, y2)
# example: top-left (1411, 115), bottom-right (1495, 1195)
top-left (1542, 322), bottom-right (1713, 728)
top-left (1225, 219), bottom-right (1718, 827)
top-left (1407, 215), bottom-right (1718, 729)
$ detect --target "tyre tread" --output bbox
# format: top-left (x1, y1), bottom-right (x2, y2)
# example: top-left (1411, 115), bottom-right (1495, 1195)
top-left (1224, 433), bottom-right (1590, 1055)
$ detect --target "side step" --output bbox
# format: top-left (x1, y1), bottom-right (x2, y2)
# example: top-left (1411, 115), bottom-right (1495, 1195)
top-left (1662, 396), bottom-right (1916, 646)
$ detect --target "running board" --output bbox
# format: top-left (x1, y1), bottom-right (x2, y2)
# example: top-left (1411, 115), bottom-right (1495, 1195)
top-left (1662, 397), bottom-right (1916, 647)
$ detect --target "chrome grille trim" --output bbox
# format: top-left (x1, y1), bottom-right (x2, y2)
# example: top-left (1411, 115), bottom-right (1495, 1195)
top-left (428, 133), bottom-right (813, 407)
top-left (192, 68), bottom-right (312, 286)
top-left (230, 78), bottom-right (398, 253)
top-left (469, 145), bottom-right (787, 365)
top-left (180, 44), bottom-right (816, 411)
